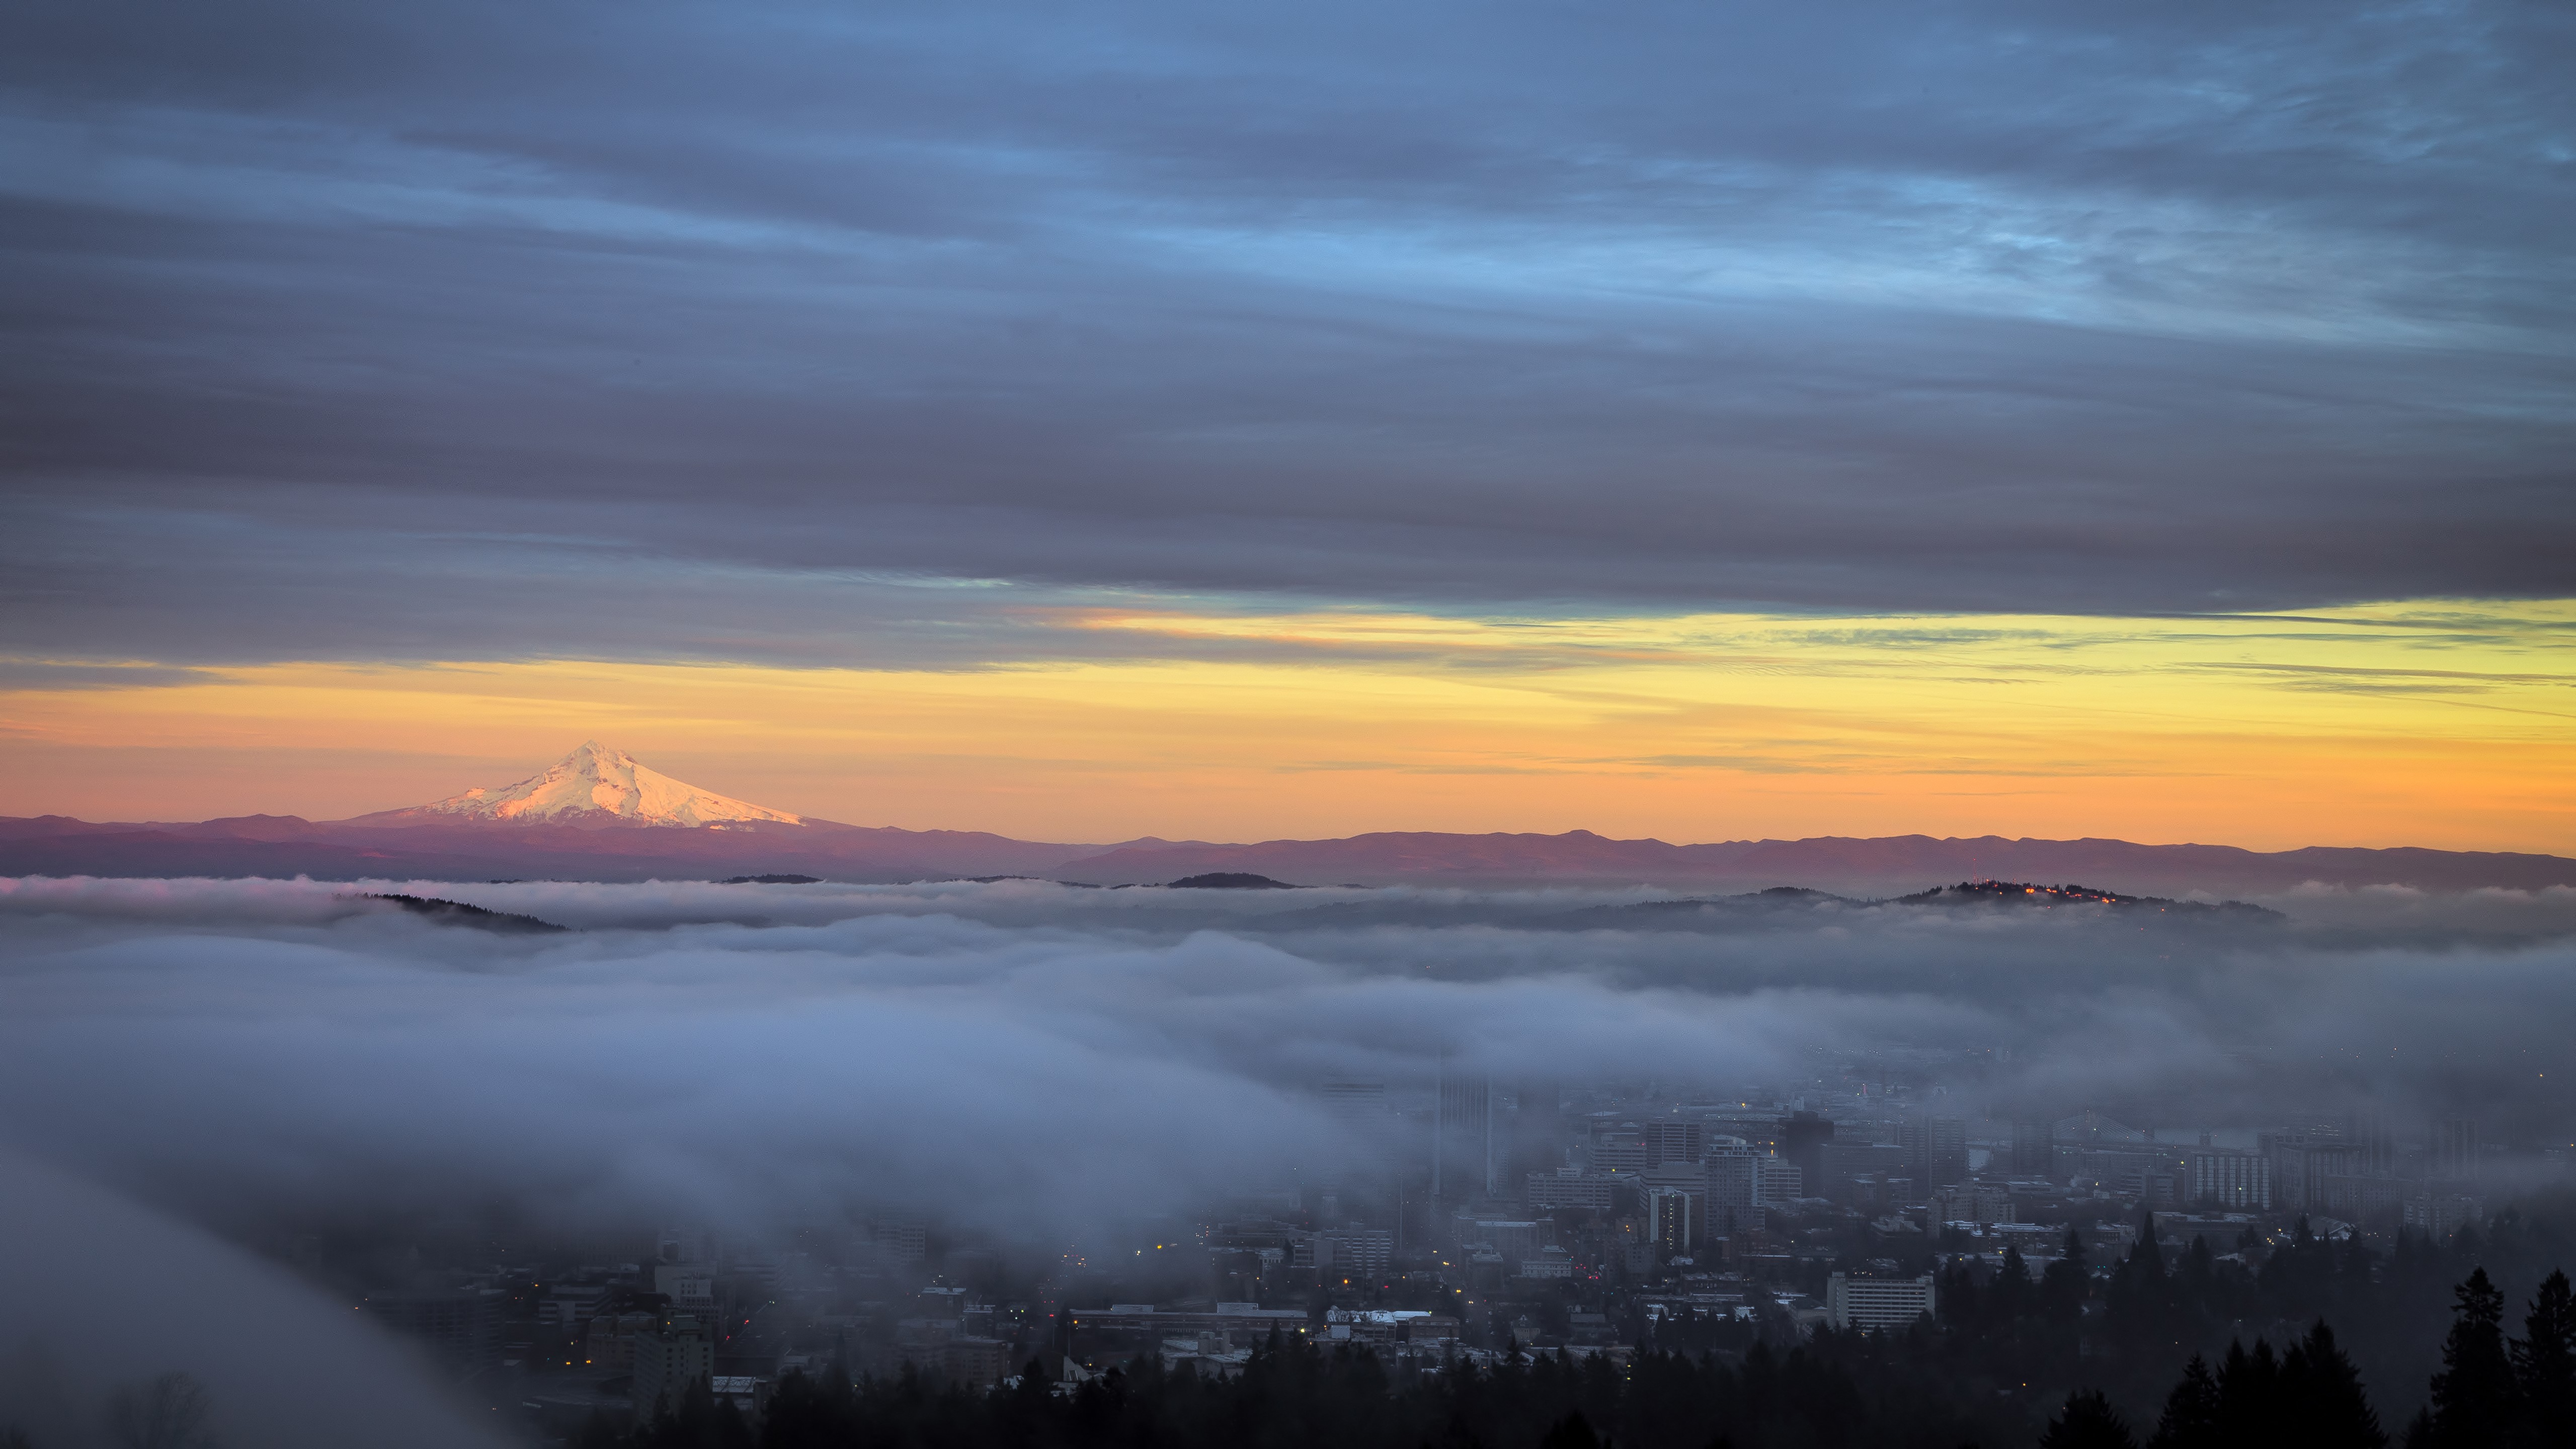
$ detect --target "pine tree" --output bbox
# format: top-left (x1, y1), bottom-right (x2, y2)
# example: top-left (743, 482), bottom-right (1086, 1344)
top-left (2218, 1339), bottom-right (2288, 1448)
top-left (2284, 1322), bottom-right (2387, 1449)
top-left (2428, 1267), bottom-right (2522, 1447)
top-left (2146, 1355), bottom-right (2219, 1449)
top-left (2042, 1388), bottom-right (2138, 1449)
top-left (2044, 1227), bottom-right (2091, 1323)
top-left (1993, 1243), bottom-right (2033, 1324)
top-left (2511, 1268), bottom-right (2575, 1448)
top-left (1538, 1412), bottom-right (1602, 1449)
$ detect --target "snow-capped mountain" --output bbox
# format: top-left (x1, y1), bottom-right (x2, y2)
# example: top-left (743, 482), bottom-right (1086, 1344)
top-left (365, 741), bottom-right (803, 828)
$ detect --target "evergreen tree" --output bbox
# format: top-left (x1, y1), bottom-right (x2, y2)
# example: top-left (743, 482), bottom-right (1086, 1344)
top-left (2043, 1227), bottom-right (2091, 1323)
top-left (2042, 1388), bottom-right (2138, 1449)
top-left (2146, 1355), bottom-right (2219, 1449)
top-left (2514, 1269), bottom-right (2575, 1448)
top-left (2283, 1322), bottom-right (2387, 1449)
top-left (1993, 1243), bottom-right (2033, 1325)
top-left (2217, 1340), bottom-right (2289, 1448)
top-left (1537, 1411), bottom-right (1601, 1449)
top-left (2428, 1267), bottom-right (2523, 1447)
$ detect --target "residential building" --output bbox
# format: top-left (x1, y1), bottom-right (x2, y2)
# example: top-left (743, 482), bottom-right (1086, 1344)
top-left (1826, 1273), bottom-right (1936, 1332)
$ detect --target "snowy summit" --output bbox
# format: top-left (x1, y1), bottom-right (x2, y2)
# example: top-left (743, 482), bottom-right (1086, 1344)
top-left (392, 741), bottom-right (803, 828)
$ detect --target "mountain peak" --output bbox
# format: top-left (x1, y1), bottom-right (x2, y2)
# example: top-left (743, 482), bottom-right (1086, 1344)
top-left (387, 742), bottom-right (803, 828)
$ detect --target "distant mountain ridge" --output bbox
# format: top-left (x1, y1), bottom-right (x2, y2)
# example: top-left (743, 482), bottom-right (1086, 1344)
top-left (3, 743), bottom-right (2570, 896)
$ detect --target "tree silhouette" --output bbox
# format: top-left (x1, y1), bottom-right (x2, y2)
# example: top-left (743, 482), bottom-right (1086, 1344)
top-left (2428, 1267), bottom-right (2522, 1447)
top-left (2040, 1388), bottom-right (2135, 1449)
top-left (2283, 1322), bottom-right (2386, 1449)
top-left (1537, 1411), bottom-right (1601, 1449)
top-left (2145, 1355), bottom-right (2218, 1449)
top-left (2513, 1269), bottom-right (2574, 1448)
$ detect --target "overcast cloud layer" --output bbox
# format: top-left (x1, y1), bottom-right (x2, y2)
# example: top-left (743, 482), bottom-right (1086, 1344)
top-left (4, 0), bottom-right (2573, 668)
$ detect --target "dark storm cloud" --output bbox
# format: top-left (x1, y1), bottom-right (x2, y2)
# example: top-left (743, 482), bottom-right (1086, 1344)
top-left (2, 0), bottom-right (2571, 665)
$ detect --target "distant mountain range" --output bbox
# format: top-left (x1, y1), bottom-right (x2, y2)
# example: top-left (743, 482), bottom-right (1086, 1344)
top-left (5, 742), bottom-right (2571, 897)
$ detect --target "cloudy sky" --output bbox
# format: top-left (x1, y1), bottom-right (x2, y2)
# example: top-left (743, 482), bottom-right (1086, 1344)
top-left (2, 0), bottom-right (2569, 844)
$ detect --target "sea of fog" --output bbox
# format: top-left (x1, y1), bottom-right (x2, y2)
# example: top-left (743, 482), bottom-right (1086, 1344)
top-left (3, 874), bottom-right (2574, 1442)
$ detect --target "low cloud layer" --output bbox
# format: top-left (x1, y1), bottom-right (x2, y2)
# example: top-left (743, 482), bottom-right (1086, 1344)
top-left (5, 875), bottom-right (2573, 1243)
top-left (0, 1151), bottom-right (505, 1448)
top-left (6, 875), bottom-right (2572, 1428)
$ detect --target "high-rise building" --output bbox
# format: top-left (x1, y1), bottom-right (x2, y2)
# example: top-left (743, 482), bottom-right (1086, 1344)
top-left (2346, 1109), bottom-right (2399, 1176)
top-left (1320, 1080), bottom-right (1387, 1124)
top-left (1508, 1080), bottom-right (1568, 1181)
top-left (2009, 1118), bottom-right (2054, 1176)
top-left (1755, 1157), bottom-right (1803, 1206)
top-left (1646, 1186), bottom-right (1701, 1253)
top-left (632, 1316), bottom-right (714, 1418)
top-left (2436, 1119), bottom-right (2481, 1182)
top-left (1435, 1066), bottom-right (1495, 1198)
top-left (359, 1286), bottom-right (507, 1376)
top-left (2187, 1148), bottom-right (2271, 1210)
top-left (1586, 1129), bottom-right (1647, 1175)
top-left (2261, 1130), bottom-right (2366, 1211)
top-left (1899, 1115), bottom-right (1970, 1188)
top-left (1781, 1111), bottom-right (1833, 1192)
top-left (1526, 1169), bottom-right (1616, 1211)
top-left (869, 1219), bottom-right (927, 1264)
top-left (1317, 1229), bottom-right (1394, 1276)
top-left (1642, 1121), bottom-right (1707, 1167)
top-left (1706, 1148), bottom-right (1759, 1209)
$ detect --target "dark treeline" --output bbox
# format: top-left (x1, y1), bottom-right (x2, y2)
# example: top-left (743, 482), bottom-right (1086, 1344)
top-left (598, 1202), bottom-right (2576, 1449)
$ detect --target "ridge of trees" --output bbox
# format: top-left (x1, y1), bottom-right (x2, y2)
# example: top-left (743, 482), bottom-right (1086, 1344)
top-left (585, 1259), bottom-right (2576, 1449)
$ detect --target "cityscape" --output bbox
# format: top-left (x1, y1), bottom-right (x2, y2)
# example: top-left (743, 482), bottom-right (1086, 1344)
top-left (335, 1064), bottom-right (2540, 1440)
top-left (4, 0), bottom-right (2570, 1443)
top-left (8, 861), bottom-right (2574, 1446)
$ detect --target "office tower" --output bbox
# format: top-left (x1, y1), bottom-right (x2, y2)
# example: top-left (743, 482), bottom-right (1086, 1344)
top-left (1755, 1157), bottom-right (1802, 1206)
top-left (2436, 1119), bottom-right (2481, 1182)
top-left (631, 1316), bottom-right (714, 1418)
top-left (1587, 1129), bottom-right (1647, 1174)
top-left (1899, 1114), bottom-right (1969, 1188)
top-left (2009, 1118), bottom-right (2054, 1176)
top-left (2261, 1131), bottom-right (2312, 1211)
top-left (1319, 1080), bottom-right (1387, 1124)
top-left (2347, 1109), bottom-right (2398, 1176)
top-left (2187, 1148), bottom-right (2272, 1210)
top-left (1642, 1120), bottom-right (1707, 1167)
top-left (1781, 1110), bottom-right (1833, 1192)
top-left (1706, 1148), bottom-right (1759, 1209)
top-left (1435, 1064), bottom-right (1495, 1199)
top-left (1508, 1079), bottom-right (1568, 1181)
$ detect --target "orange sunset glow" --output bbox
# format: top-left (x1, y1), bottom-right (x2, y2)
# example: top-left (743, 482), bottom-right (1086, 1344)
top-left (8, 599), bottom-right (2568, 848)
